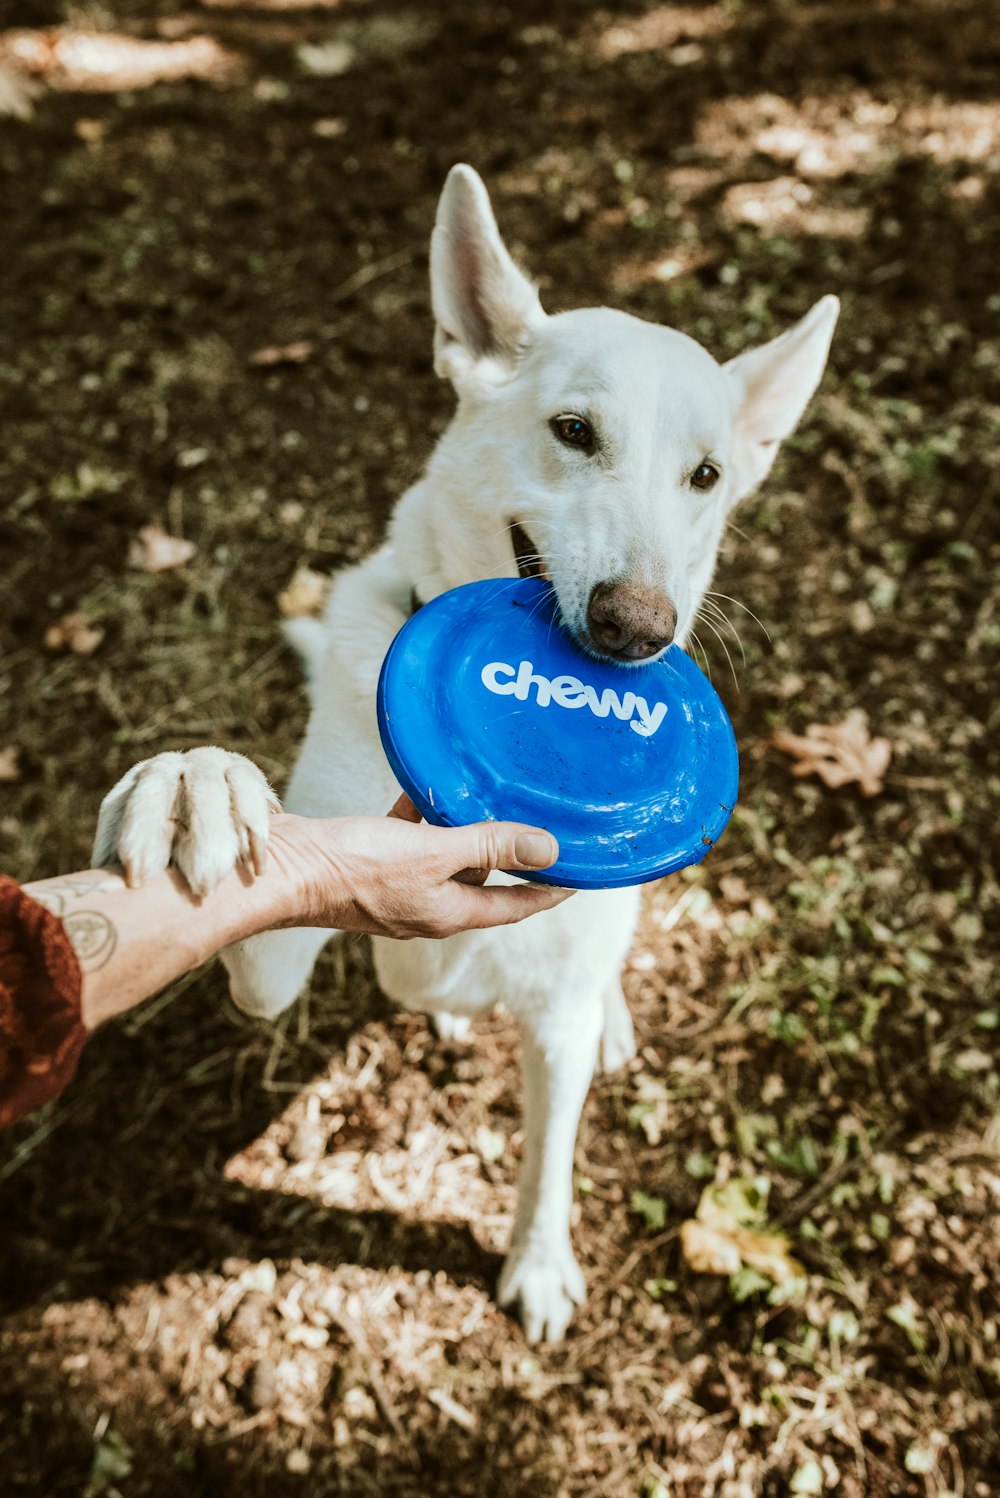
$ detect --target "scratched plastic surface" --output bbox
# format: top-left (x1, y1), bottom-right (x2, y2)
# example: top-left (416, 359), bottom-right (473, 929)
top-left (376, 578), bottom-right (739, 890)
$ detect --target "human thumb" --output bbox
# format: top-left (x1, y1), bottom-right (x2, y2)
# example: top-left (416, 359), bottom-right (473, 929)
top-left (447, 821), bottom-right (559, 874)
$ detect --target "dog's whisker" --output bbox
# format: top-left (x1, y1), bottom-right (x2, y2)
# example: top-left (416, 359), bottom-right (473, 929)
top-left (699, 596), bottom-right (738, 636)
top-left (696, 609), bottom-right (740, 692)
top-left (687, 628), bottom-right (712, 681)
top-left (705, 590), bottom-right (772, 645)
top-left (700, 598), bottom-right (747, 666)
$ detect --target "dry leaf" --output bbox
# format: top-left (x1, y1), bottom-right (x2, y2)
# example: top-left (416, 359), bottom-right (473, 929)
top-left (771, 709), bottom-right (892, 796)
top-left (0, 747), bottom-right (21, 783)
top-left (278, 566), bottom-right (327, 618)
top-left (128, 524), bottom-right (197, 573)
top-left (74, 117), bottom-right (104, 144)
top-left (734, 1226), bottom-right (805, 1285)
top-left (680, 1220), bottom-right (742, 1276)
top-left (680, 1179), bottom-right (805, 1286)
top-left (248, 340), bottom-right (315, 367)
top-left (0, 63), bottom-right (40, 119)
top-left (44, 611), bottom-right (104, 656)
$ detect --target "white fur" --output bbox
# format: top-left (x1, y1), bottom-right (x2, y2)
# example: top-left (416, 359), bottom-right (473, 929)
top-left (93, 747), bottom-right (278, 897)
top-left (103, 166), bottom-right (838, 1342)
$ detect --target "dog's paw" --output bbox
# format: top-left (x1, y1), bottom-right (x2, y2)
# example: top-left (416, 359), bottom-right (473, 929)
top-left (432, 1011), bottom-right (471, 1043)
top-left (93, 748), bottom-right (280, 897)
top-left (497, 1242), bottom-right (585, 1344)
top-left (599, 981), bottom-right (637, 1074)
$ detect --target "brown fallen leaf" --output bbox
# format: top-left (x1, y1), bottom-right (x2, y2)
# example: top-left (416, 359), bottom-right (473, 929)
top-left (0, 62), bottom-right (39, 119)
top-left (680, 1220), bottom-right (742, 1276)
top-left (248, 340), bottom-right (315, 368)
top-left (74, 117), bottom-right (104, 145)
top-left (680, 1178), bottom-right (805, 1286)
top-left (771, 709), bottom-right (892, 796)
top-left (44, 611), bottom-right (105, 656)
top-left (278, 565), bottom-right (328, 618)
top-left (0, 747), bottom-right (21, 783)
top-left (128, 524), bottom-right (197, 573)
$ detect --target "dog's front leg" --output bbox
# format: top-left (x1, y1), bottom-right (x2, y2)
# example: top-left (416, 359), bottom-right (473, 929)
top-left (497, 992), bottom-right (603, 1343)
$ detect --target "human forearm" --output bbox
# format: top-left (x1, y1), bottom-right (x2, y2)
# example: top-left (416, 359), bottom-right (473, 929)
top-left (23, 805), bottom-right (568, 1031)
top-left (23, 851), bottom-right (300, 1029)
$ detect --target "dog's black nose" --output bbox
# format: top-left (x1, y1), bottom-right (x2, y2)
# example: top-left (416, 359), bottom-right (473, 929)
top-left (587, 581), bottom-right (677, 661)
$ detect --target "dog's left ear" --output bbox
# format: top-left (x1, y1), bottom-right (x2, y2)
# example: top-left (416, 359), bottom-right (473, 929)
top-left (724, 295), bottom-right (839, 502)
top-left (431, 164), bottom-right (544, 389)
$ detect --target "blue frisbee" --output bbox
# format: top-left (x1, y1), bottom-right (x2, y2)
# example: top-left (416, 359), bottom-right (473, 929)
top-left (376, 578), bottom-right (739, 890)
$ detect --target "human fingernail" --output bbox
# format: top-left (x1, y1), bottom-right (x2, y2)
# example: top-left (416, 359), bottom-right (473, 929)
top-left (514, 832), bottom-right (557, 868)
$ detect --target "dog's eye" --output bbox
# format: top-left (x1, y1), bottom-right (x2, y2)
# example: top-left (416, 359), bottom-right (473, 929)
top-left (551, 415), bottom-right (595, 453)
top-left (690, 462), bottom-right (720, 492)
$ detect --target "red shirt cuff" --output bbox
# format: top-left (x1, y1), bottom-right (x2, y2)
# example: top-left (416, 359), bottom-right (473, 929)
top-left (0, 875), bottom-right (85, 1129)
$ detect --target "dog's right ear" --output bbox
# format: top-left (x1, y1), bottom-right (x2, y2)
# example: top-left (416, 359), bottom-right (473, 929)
top-left (431, 165), bottom-right (544, 389)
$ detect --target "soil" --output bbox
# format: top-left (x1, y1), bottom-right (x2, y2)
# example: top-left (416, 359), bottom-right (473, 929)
top-left (0, 2), bottom-right (997, 1495)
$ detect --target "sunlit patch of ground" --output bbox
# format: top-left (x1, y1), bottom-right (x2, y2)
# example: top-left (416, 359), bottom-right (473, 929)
top-left (594, 5), bottom-right (732, 63)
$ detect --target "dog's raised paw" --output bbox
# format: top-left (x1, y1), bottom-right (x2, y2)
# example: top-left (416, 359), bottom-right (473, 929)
top-left (92, 748), bottom-right (280, 897)
top-left (497, 1242), bottom-right (585, 1344)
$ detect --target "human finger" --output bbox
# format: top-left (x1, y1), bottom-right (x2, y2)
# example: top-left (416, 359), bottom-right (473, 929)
top-left (387, 792), bottom-right (422, 823)
top-left (433, 822), bottom-right (559, 877)
top-left (440, 880), bottom-right (574, 932)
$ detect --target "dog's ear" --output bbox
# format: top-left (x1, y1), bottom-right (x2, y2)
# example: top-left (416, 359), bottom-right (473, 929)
top-left (431, 164), bottom-right (544, 388)
top-left (724, 295), bottom-right (839, 501)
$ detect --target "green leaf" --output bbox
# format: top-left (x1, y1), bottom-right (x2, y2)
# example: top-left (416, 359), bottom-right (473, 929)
top-left (684, 1151), bottom-right (716, 1180)
top-left (768, 1010), bottom-right (809, 1047)
top-left (643, 1278), bottom-right (678, 1302)
top-left (705, 1175), bottom-right (770, 1228)
top-left (86, 1431), bottom-right (133, 1495)
top-left (728, 1266), bottom-right (772, 1302)
top-left (630, 1190), bottom-right (668, 1232)
top-left (870, 1212), bottom-right (891, 1241)
top-left (734, 1112), bottom-right (778, 1156)
top-left (766, 1275), bottom-right (808, 1306)
top-left (49, 463), bottom-right (123, 504)
top-left (887, 1302), bottom-right (926, 1353)
top-left (766, 1135), bottom-right (819, 1177)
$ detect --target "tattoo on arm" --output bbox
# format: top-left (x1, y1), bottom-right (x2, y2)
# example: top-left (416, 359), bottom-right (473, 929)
top-left (61, 910), bottom-right (118, 973)
top-left (28, 874), bottom-right (122, 919)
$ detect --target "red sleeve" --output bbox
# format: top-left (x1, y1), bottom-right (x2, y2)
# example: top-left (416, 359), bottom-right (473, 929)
top-left (0, 875), bottom-right (85, 1130)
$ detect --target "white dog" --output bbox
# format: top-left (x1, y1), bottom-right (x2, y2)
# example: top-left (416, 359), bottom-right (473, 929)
top-left (96, 166), bottom-right (838, 1342)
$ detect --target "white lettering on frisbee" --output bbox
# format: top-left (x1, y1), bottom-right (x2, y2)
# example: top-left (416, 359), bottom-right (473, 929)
top-left (481, 660), bottom-right (668, 738)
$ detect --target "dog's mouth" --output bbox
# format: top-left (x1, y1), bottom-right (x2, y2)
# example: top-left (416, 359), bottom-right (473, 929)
top-left (511, 521), bottom-right (548, 580)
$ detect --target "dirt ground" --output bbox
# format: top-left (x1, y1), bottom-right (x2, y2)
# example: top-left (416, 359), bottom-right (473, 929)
top-left (1, 1), bottom-right (998, 1494)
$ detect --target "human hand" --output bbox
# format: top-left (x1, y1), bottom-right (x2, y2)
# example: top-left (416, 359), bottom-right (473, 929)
top-left (266, 795), bottom-right (573, 940)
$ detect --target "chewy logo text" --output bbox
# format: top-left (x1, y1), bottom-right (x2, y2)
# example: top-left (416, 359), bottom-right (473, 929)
top-left (481, 660), bottom-right (668, 738)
